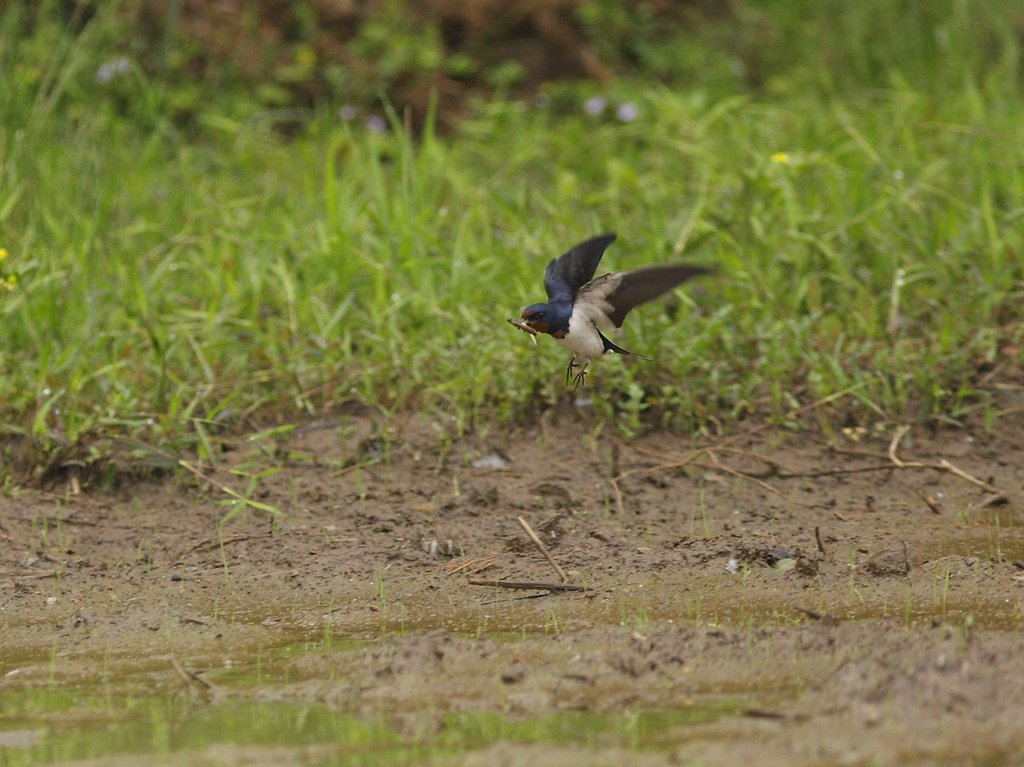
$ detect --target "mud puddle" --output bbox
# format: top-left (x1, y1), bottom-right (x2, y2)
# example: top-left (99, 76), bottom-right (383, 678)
top-left (0, 636), bottom-right (742, 767)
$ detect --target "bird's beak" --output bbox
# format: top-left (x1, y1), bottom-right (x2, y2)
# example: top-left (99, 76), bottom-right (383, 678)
top-left (507, 316), bottom-right (539, 345)
top-left (518, 312), bottom-right (542, 345)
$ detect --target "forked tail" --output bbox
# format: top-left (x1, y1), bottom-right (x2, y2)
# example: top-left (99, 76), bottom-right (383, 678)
top-left (598, 330), bottom-right (650, 360)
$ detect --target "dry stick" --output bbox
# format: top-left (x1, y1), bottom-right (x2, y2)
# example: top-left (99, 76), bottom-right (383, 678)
top-left (186, 533), bottom-right (258, 555)
top-left (617, 424), bottom-right (1006, 512)
top-left (612, 449), bottom-right (816, 513)
top-left (887, 424), bottom-right (913, 467)
top-left (814, 526), bottom-right (827, 556)
top-left (702, 452), bottom-right (817, 508)
top-left (468, 578), bottom-right (584, 592)
top-left (637, 444), bottom-right (789, 476)
top-left (479, 593), bottom-right (551, 605)
top-left (169, 656), bottom-right (213, 693)
top-left (918, 489), bottom-right (943, 514)
top-left (886, 426), bottom-right (1005, 500)
top-left (777, 464), bottom-right (898, 479)
top-left (610, 450), bottom-right (709, 514)
top-left (517, 515), bottom-right (568, 582)
top-left (443, 554), bottom-right (499, 575)
top-left (618, 441), bottom-right (826, 512)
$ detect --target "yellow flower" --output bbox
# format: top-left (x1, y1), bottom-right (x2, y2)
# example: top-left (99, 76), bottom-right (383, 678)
top-left (295, 44), bottom-right (317, 72)
top-left (770, 151), bottom-right (791, 165)
top-left (0, 248), bottom-right (7, 261)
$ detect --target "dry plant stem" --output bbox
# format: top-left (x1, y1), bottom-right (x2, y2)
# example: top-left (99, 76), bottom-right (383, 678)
top-left (815, 526), bottom-right (827, 556)
top-left (701, 452), bottom-right (816, 506)
top-left (506, 317), bottom-right (538, 335)
top-left (479, 593), bottom-right (551, 605)
top-left (517, 515), bottom-right (568, 582)
top-left (887, 424), bottom-right (914, 466)
top-left (886, 426), bottom-right (1005, 498)
top-left (468, 579), bottom-right (584, 592)
top-left (612, 425), bottom-right (1007, 514)
top-left (186, 534), bottom-right (258, 555)
top-left (918, 489), bottom-right (943, 514)
top-left (169, 656), bottom-right (213, 692)
top-left (610, 447), bottom-right (815, 513)
top-left (443, 555), bottom-right (499, 575)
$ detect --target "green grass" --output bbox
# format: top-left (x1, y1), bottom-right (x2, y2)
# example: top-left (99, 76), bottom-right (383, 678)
top-left (1, 1), bottom-right (1023, 472)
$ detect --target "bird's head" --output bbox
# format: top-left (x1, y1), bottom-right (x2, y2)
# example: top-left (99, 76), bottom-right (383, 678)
top-left (519, 304), bottom-right (551, 334)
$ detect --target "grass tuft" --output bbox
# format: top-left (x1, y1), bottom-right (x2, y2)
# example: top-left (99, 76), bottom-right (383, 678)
top-left (1, 1), bottom-right (1023, 472)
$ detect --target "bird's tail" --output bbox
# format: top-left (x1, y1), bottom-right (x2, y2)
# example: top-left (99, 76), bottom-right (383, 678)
top-left (598, 330), bottom-right (650, 360)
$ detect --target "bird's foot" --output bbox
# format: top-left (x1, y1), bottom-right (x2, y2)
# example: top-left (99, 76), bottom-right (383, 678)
top-left (565, 358), bottom-right (589, 389)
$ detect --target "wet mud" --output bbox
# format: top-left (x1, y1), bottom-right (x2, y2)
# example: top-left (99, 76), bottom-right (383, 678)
top-left (2, 406), bottom-right (1024, 765)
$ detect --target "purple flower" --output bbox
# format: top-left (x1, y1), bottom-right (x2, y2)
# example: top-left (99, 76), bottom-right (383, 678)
top-left (584, 95), bottom-right (607, 116)
top-left (339, 104), bottom-right (358, 121)
top-left (365, 115), bottom-right (387, 134)
top-left (616, 102), bottom-right (639, 123)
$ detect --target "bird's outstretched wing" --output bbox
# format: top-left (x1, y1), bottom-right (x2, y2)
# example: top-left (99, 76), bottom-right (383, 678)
top-left (575, 264), bottom-right (712, 329)
top-left (542, 233), bottom-right (617, 303)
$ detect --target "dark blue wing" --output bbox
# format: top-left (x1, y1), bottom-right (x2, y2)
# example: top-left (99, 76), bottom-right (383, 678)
top-left (542, 233), bottom-right (617, 303)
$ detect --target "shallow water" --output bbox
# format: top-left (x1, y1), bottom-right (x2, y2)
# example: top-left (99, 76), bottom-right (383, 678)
top-left (0, 640), bottom-right (739, 767)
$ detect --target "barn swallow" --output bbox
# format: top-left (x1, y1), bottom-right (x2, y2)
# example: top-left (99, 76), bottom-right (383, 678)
top-left (511, 233), bottom-right (710, 387)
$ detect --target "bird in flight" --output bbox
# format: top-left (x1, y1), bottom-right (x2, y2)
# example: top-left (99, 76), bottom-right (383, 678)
top-left (509, 233), bottom-right (710, 388)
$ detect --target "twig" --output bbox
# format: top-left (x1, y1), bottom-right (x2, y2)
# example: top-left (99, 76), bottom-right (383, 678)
top-left (169, 656), bottom-right (213, 694)
top-left (186, 534), bottom-right (259, 555)
top-left (506, 318), bottom-right (539, 345)
top-left (610, 447), bottom-right (818, 512)
top-left (468, 579), bottom-right (584, 592)
top-left (887, 425), bottom-right (913, 467)
top-left (814, 526), bottom-right (827, 556)
top-left (517, 516), bottom-right (568, 582)
top-left (442, 554), bottom-right (499, 575)
top-left (918, 489), bottom-right (943, 514)
top-left (479, 592), bottom-right (551, 605)
top-left (936, 459), bottom-right (1001, 495)
top-left (885, 427), bottom-right (1006, 500)
top-left (776, 464), bottom-right (897, 479)
top-left (701, 453), bottom-right (816, 507)
top-left (637, 444), bottom-right (788, 476)
top-left (824, 430), bottom-right (1007, 502)
top-left (609, 450), bottom-right (708, 513)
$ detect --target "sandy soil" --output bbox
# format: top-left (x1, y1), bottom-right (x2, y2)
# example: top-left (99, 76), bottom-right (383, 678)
top-left (2, 404), bottom-right (1024, 765)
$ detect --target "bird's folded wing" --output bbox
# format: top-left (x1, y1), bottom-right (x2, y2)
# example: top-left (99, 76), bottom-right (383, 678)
top-left (576, 264), bottom-right (711, 328)
top-left (543, 233), bottom-right (617, 303)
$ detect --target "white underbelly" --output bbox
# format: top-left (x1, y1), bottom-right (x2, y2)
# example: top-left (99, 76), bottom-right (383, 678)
top-left (555, 312), bottom-right (605, 360)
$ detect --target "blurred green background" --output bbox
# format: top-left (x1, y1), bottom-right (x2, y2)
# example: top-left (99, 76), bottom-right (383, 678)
top-left (1, 0), bottom-right (1023, 477)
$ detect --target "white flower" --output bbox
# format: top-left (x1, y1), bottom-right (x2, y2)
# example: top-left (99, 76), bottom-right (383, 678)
top-left (96, 57), bottom-right (131, 84)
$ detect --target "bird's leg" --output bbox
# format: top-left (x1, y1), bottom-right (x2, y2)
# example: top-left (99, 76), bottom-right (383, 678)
top-left (565, 356), bottom-right (578, 387)
top-left (571, 360), bottom-right (589, 390)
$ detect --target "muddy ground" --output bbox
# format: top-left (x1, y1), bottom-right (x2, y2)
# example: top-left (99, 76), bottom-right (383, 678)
top-left (2, 403), bottom-right (1024, 766)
